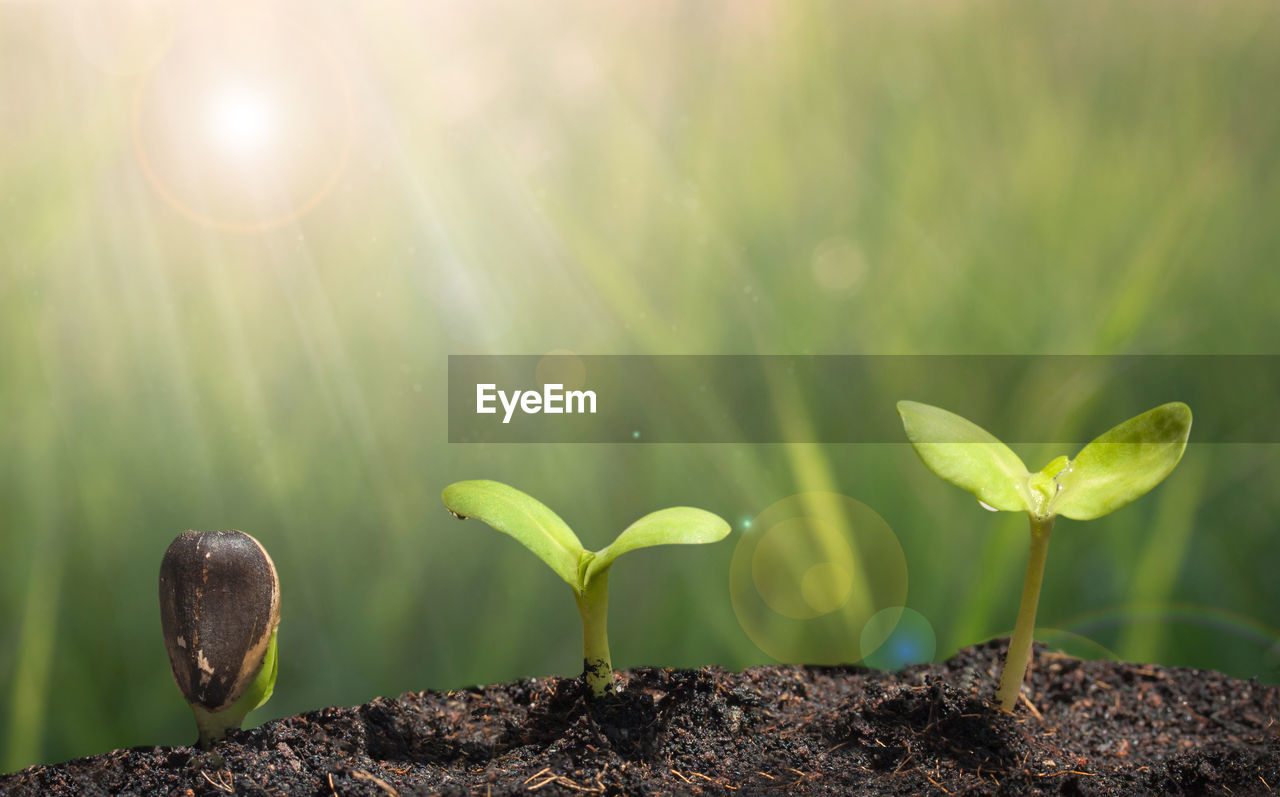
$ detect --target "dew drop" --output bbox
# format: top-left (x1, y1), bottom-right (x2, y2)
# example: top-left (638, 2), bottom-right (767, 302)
top-left (448, 510), bottom-right (467, 520)
top-left (977, 500), bottom-right (999, 512)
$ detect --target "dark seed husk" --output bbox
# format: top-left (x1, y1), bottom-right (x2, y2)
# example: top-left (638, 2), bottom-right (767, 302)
top-left (158, 530), bottom-right (280, 711)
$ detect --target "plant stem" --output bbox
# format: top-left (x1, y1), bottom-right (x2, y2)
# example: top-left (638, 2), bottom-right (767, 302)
top-left (575, 569), bottom-right (614, 696)
top-left (191, 704), bottom-right (246, 749)
top-left (188, 633), bottom-right (277, 749)
top-left (995, 514), bottom-right (1055, 712)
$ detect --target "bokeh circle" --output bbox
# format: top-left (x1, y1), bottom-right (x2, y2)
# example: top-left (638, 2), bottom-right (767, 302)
top-left (536, 350), bottom-right (587, 391)
top-left (73, 0), bottom-right (176, 76)
top-left (730, 492), bottom-right (907, 665)
top-left (859, 607), bottom-right (937, 670)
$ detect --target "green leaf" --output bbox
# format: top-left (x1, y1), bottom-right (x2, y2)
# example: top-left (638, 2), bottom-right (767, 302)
top-left (897, 400), bottom-right (1030, 513)
top-left (584, 507), bottom-right (730, 585)
top-left (442, 480), bottom-right (586, 588)
top-left (247, 627), bottom-right (278, 712)
top-left (1051, 402), bottom-right (1192, 521)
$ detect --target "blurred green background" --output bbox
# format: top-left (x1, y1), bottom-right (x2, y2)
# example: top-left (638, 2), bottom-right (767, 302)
top-left (3, 0), bottom-right (1279, 772)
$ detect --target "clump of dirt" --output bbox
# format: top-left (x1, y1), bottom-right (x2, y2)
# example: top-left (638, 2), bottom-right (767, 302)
top-left (3, 641), bottom-right (1277, 795)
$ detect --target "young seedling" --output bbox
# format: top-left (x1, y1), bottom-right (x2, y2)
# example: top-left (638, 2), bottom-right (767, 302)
top-left (159, 530), bottom-right (281, 748)
top-left (897, 401), bottom-right (1191, 712)
top-left (441, 479), bottom-right (731, 696)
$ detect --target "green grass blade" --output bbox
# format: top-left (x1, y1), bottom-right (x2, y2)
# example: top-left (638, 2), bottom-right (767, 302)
top-left (442, 480), bottom-right (585, 588)
top-left (1121, 454), bottom-right (1205, 662)
top-left (2, 540), bottom-right (62, 772)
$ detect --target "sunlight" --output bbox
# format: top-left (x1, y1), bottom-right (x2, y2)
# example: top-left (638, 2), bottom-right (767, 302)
top-left (207, 85), bottom-right (277, 158)
top-left (130, 9), bottom-right (352, 229)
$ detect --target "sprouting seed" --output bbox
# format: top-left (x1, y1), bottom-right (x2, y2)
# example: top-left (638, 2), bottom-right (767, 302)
top-left (159, 529), bottom-right (280, 748)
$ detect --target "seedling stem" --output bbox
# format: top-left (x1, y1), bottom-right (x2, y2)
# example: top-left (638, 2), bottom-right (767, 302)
top-left (575, 570), bottom-right (612, 695)
top-left (996, 515), bottom-right (1053, 711)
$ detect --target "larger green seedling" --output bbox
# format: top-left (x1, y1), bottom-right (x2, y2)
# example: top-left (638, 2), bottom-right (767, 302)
top-left (442, 480), bottom-right (730, 696)
top-left (897, 401), bottom-right (1191, 712)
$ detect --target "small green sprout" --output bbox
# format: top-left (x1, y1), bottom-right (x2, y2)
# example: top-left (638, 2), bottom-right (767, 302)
top-left (441, 479), bottom-right (731, 696)
top-left (897, 401), bottom-right (1192, 712)
top-left (159, 530), bottom-right (281, 748)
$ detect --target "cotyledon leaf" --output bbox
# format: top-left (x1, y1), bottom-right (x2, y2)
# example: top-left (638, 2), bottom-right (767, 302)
top-left (897, 400), bottom-right (1031, 513)
top-left (1051, 402), bottom-right (1192, 521)
top-left (247, 627), bottom-right (278, 712)
top-left (583, 507), bottom-right (731, 585)
top-left (442, 480), bottom-right (586, 588)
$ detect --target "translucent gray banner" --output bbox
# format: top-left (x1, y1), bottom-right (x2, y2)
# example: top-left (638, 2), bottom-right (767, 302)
top-left (447, 355), bottom-right (1279, 443)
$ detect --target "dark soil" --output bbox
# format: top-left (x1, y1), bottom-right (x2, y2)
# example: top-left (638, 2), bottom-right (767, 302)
top-left (4, 641), bottom-right (1277, 796)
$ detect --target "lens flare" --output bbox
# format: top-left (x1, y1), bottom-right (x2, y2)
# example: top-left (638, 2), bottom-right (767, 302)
top-left (72, 0), bottom-right (175, 76)
top-left (207, 86), bottom-right (277, 157)
top-left (730, 492), bottom-right (907, 665)
top-left (1053, 603), bottom-right (1280, 677)
top-left (536, 350), bottom-right (587, 391)
top-left (132, 9), bottom-right (351, 230)
top-left (860, 607), bottom-right (937, 670)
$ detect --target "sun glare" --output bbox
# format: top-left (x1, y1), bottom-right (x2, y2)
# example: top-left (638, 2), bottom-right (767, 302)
top-left (131, 10), bottom-right (351, 227)
top-left (208, 86), bottom-right (277, 157)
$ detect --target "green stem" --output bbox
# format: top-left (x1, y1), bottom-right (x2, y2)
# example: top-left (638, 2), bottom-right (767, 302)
top-left (574, 569), bottom-right (613, 696)
top-left (191, 704), bottom-right (245, 749)
top-left (995, 514), bottom-right (1055, 712)
top-left (188, 630), bottom-right (277, 749)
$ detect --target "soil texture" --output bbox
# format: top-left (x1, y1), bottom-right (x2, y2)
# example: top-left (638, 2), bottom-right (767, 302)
top-left (3, 641), bottom-right (1277, 795)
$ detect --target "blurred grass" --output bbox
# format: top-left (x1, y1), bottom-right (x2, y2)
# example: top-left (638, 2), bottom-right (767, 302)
top-left (2, 0), bottom-right (1279, 771)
